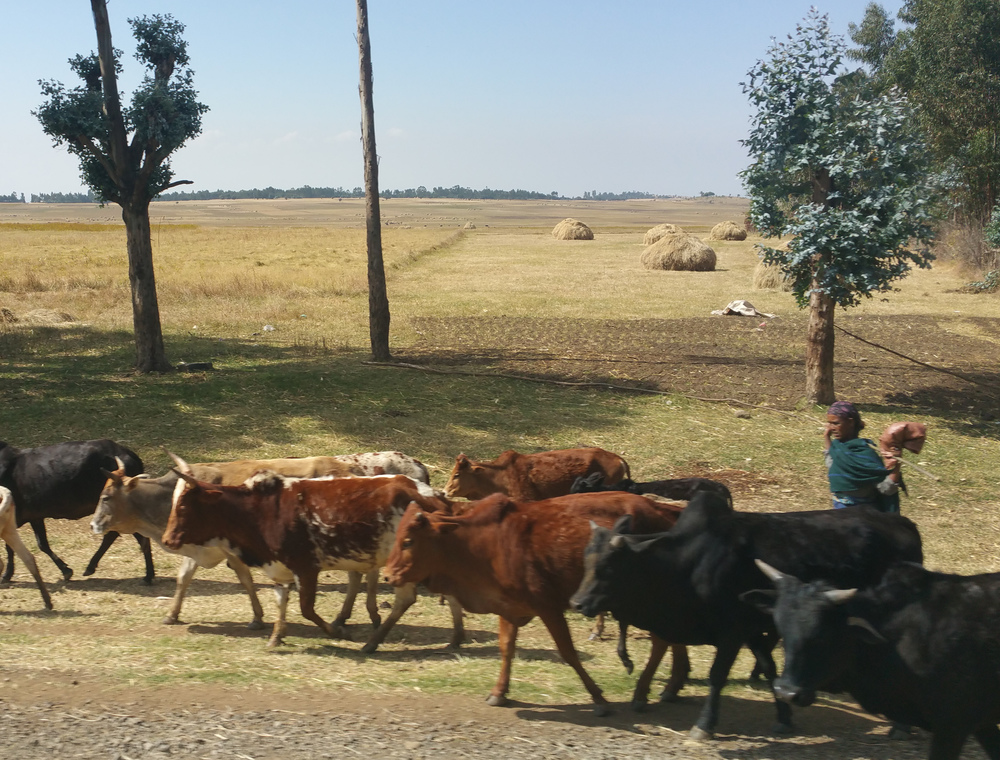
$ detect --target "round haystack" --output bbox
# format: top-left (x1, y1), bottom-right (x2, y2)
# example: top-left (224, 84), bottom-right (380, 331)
top-left (641, 233), bottom-right (716, 271)
top-left (709, 220), bottom-right (747, 241)
top-left (463, 221), bottom-right (476, 230)
top-left (0, 307), bottom-right (17, 323)
top-left (643, 223), bottom-right (683, 245)
top-left (753, 260), bottom-right (793, 291)
top-left (552, 218), bottom-right (594, 240)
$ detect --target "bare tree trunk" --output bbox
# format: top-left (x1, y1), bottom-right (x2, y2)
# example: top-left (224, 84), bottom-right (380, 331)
top-left (122, 205), bottom-right (171, 373)
top-left (806, 167), bottom-right (835, 405)
top-left (357, 0), bottom-right (391, 361)
top-left (805, 288), bottom-right (835, 405)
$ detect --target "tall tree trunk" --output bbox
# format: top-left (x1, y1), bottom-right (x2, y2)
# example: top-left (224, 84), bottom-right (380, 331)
top-left (805, 288), bottom-right (835, 405)
top-left (357, 0), bottom-right (391, 361)
top-left (122, 204), bottom-right (171, 373)
top-left (806, 167), bottom-right (835, 405)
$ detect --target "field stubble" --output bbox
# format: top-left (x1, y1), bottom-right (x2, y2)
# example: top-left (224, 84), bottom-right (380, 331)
top-left (0, 198), bottom-right (999, 758)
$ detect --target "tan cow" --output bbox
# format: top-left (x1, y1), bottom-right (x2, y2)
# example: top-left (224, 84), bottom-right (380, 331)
top-left (445, 447), bottom-right (630, 501)
top-left (0, 485), bottom-right (52, 610)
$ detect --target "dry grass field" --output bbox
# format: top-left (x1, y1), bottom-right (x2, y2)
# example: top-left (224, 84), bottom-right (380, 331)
top-left (1, 196), bottom-right (999, 758)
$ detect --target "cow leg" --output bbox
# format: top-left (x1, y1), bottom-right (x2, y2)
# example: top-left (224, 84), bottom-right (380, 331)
top-left (973, 725), bottom-right (1000, 760)
top-left (661, 643), bottom-right (690, 702)
top-left (136, 533), bottom-right (154, 584)
top-left (226, 555), bottom-right (265, 630)
top-left (929, 732), bottom-right (968, 760)
top-left (360, 581), bottom-right (417, 654)
top-left (536, 609), bottom-right (610, 716)
top-left (487, 616), bottom-right (520, 707)
top-left (617, 622), bottom-right (634, 674)
top-left (2, 544), bottom-right (13, 583)
top-left (444, 594), bottom-right (465, 648)
top-left (30, 519), bottom-right (73, 581)
top-left (363, 569), bottom-right (381, 628)
top-left (690, 640), bottom-right (742, 740)
top-left (296, 571), bottom-right (349, 641)
top-left (631, 634), bottom-right (668, 710)
top-left (267, 583), bottom-right (291, 648)
top-left (748, 637), bottom-right (794, 734)
top-left (2, 523), bottom-right (53, 610)
top-left (164, 556), bottom-right (200, 625)
top-left (333, 570), bottom-right (362, 628)
top-left (589, 611), bottom-right (606, 641)
top-left (82, 530), bottom-right (120, 577)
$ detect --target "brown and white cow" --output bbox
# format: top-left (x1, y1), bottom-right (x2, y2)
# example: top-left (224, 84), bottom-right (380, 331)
top-left (329, 451), bottom-right (430, 484)
top-left (164, 466), bottom-right (462, 651)
top-left (444, 447), bottom-right (630, 502)
top-left (0, 485), bottom-right (52, 610)
top-left (384, 491), bottom-right (688, 714)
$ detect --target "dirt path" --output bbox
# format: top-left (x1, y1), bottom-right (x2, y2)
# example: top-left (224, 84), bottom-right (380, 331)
top-left (1, 668), bottom-right (978, 760)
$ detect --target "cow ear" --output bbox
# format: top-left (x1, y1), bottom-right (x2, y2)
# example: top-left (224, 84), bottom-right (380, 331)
top-left (455, 454), bottom-right (469, 468)
top-left (102, 468), bottom-right (124, 486)
top-left (612, 514), bottom-right (634, 535)
top-left (739, 589), bottom-right (777, 615)
top-left (847, 616), bottom-right (887, 644)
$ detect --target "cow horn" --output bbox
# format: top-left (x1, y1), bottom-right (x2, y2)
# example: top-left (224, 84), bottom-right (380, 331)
top-left (824, 588), bottom-right (858, 605)
top-left (609, 534), bottom-right (626, 549)
top-left (167, 451), bottom-right (193, 475)
top-left (101, 468), bottom-right (125, 485)
top-left (172, 468), bottom-right (201, 488)
top-left (847, 616), bottom-right (887, 642)
top-left (754, 559), bottom-right (786, 582)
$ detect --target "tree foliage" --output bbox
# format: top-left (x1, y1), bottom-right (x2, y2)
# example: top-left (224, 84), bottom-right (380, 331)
top-left (741, 9), bottom-right (941, 309)
top-left (847, 0), bottom-right (1000, 221)
top-left (34, 13), bottom-right (207, 206)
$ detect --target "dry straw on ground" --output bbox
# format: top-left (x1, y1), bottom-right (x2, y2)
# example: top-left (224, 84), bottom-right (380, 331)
top-left (753, 259), bottom-right (793, 291)
top-left (641, 232), bottom-right (717, 271)
top-left (551, 218), bottom-right (594, 240)
top-left (643, 223), bottom-right (683, 245)
top-left (709, 220), bottom-right (747, 241)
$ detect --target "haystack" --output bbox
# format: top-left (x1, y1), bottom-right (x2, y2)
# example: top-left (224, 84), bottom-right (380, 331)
top-left (643, 223), bottom-right (683, 245)
top-left (0, 308), bottom-right (17, 323)
top-left (463, 221), bottom-right (476, 230)
top-left (753, 260), bottom-right (792, 291)
top-left (641, 232), bottom-right (716, 271)
top-left (552, 218), bottom-right (594, 240)
top-left (709, 220), bottom-right (747, 241)
top-left (20, 309), bottom-right (76, 324)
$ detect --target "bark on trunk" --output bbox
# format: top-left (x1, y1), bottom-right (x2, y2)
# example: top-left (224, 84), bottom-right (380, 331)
top-left (122, 205), bottom-right (171, 373)
top-left (357, 0), bottom-right (391, 361)
top-left (805, 288), bottom-right (835, 405)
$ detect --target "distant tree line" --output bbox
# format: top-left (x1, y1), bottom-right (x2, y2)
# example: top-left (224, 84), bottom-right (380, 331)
top-left (21, 184), bottom-right (688, 203)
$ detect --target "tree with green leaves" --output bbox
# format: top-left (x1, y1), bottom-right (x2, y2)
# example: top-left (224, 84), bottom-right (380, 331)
top-left (848, 0), bottom-right (1000, 223)
top-left (34, 0), bottom-right (208, 372)
top-left (741, 9), bottom-right (941, 405)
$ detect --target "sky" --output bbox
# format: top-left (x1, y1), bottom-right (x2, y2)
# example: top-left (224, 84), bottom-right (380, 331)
top-left (2, 1), bottom-right (904, 200)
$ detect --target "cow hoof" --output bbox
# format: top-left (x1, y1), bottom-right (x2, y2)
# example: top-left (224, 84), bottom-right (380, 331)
top-left (689, 726), bottom-right (713, 741)
top-left (143, 576), bottom-right (154, 586)
top-left (889, 724), bottom-right (913, 740)
top-left (266, 638), bottom-right (284, 649)
top-left (360, 642), bottom-right (379, 655)
top-left (593, 703), bottom-right (612, 718)
top-left (630, 699), bottom-right (648, 713)
top-left (162, 616), bottom-right (180, 626)
top-left (61, 568), bottom-right (74, 581)
top-left (82, 567), bottom-right (96, 577)
top-left (247, 620), bottom-right (265, 631)
top-left (485, 694), bottom-right (509, 707)
top-left (772, 722), bottom-right (794, 736)
top-left (659, 690), bottom-right (680, 704)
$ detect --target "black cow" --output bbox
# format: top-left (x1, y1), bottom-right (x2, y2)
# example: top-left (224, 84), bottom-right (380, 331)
top-left (0, 440), bottom-right (153, 583)
top-left (748, 560), bottom-right (1000, 760)
top-left (569, 493), bottom-right (923, 739)
top-left (571, 472), bottom-right (733, 507)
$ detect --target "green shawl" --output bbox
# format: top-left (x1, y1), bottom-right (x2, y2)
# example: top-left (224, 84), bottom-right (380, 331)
top-left (827, 437), bottom-right (890, 493)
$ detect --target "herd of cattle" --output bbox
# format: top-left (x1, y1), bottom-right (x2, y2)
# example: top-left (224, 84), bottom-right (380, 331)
top-left (1, 438), bottom-right (999, 759)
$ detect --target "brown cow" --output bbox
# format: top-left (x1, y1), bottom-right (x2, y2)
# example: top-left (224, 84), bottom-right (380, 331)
top-left (164, 469), bottom-right (462, 651)
top-left (384, 492), bottom-right (688, 714)
top-left (444, 447), bottom-right (630, 501)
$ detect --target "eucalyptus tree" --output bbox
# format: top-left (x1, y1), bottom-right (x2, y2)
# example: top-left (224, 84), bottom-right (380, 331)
top-left (741, 10), bottom-right (941, 405)
top-left (34, 0), bottom-right (208, 372)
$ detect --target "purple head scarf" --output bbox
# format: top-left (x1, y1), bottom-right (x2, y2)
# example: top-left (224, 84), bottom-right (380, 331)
top-left (827, 400), bottom-right (865, 431)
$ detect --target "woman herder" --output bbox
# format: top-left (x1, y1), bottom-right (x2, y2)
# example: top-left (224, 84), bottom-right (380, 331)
top-left (824, 401), bottom-right (902, 513)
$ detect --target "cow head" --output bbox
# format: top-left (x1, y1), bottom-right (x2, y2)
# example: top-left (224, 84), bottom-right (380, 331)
top-left (743, 559), bottom-right (870, 707)
top-left (92, 470), bottom-right (146, 535)
top-left (444, 454), bottom-right (476, 498)
top-left (570, 514), bottom-right (653, 619)
top-left (163, 465), bottom-right (227, 550)
top-left (385, 502), bottom-right (460, 586)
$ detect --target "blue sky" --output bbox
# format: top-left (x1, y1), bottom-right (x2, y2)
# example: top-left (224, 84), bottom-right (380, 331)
top-left (3, 1), bottom-right (902, 199)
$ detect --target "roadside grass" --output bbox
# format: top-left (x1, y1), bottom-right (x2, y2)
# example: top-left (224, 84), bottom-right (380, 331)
top-left (0, 199), bottom-right (998, 713)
